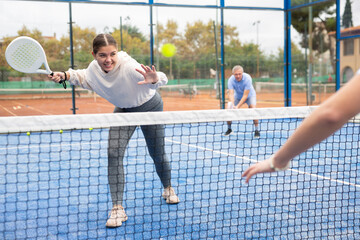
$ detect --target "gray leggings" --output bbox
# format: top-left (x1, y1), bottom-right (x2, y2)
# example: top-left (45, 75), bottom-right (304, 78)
top-left (107, 92), bottom-right (171, 205)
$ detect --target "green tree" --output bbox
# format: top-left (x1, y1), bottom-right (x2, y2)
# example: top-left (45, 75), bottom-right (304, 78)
top-left (342, 0), bottom-right (353, 28)
top-left (275, 42), bottom-right (306, 78)
top-left (156, 20), bottom-right (181, 44)
top-left (17, 25), bottom-right (43, 43)
top-left (180, 20), bottom-right (239, 78)
top-left (112, 24), bottom-right (149, 59)
top-left (0, 36), bottom-right (15, 82)
top-left (58, 26), bottom-right (97, 69)
top-left (292, 3), bottom-right (335, 49)
top-left (291, 1), bottom-right (336, 72)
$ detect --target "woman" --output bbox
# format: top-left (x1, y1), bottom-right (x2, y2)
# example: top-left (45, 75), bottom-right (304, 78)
top-left (49, 33), bottom-right (179, 228)
top-left (242, 69), bottom-right (360, 183)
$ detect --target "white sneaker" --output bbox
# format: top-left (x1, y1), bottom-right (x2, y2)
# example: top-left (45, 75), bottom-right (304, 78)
top-left (162, 186), bottom-right (180, 204)
top-left (106, 206), bottom-right (128, 228)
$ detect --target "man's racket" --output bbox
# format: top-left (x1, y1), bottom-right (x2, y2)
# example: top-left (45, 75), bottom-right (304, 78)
top-left (5, 36), bottom-right (66, 89)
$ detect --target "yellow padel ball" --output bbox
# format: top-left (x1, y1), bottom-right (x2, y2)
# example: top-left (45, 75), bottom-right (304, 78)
top-left (161, 43), bottom-right (176, 58)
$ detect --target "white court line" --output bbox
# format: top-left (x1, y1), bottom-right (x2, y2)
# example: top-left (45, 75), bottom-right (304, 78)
top-left (13, 101), bottom-right (51, 115)
top-left (166, 136), bottom-right (360, 189)
top-left (0, 105), bottom-right (17, 116)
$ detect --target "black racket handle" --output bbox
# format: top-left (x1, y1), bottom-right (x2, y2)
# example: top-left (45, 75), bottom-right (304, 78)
top-left (59, 80), bottom-right (67, 89)
top-left (50, 72), bottom-right (67, 89)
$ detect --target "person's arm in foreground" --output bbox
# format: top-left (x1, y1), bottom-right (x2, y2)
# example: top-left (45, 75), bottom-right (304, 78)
top-left (242, 73), bottom-right (360, 183)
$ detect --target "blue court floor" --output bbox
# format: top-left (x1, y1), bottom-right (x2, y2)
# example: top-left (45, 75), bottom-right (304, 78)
top-left (1, 120), bottom-right (360, 239)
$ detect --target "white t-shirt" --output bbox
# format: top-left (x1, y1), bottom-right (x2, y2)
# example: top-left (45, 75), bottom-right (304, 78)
top-left (67, 51), bottom-right (168, 108)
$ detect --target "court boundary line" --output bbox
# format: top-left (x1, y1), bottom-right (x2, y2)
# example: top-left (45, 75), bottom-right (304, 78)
top-left (166, 135), bottom-right (360, 189)
top-left (2, 130), bottom-right (359, 189)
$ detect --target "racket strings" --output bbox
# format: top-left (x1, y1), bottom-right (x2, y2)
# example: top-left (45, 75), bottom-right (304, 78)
top-left (10, 43), bottom-right (42, 71)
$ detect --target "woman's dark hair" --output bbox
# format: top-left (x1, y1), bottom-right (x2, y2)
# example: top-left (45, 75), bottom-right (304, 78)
top-left (93, 34), bottom-right (117, 54)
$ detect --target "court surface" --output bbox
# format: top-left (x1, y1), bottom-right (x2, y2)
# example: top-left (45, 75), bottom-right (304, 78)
top-left (1, 118), bottom-right (359, 239)
top-left (0, 90), bottom-right (333, 117)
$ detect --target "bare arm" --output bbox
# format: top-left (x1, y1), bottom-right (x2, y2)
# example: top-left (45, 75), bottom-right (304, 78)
top-left (228, 89), bottom-right (235, 103)
top-left (242, 73), bottom-right (360, 183)
top-left (236, 90), bottom-right (250, 108)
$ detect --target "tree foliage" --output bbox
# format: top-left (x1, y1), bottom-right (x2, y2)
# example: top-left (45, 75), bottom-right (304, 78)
top-left (291, 1), bottom-right (336, 54)
top-left (1, 19), bottom-right (303, 82)
top-left (342, 0), bottom-right (353, 28)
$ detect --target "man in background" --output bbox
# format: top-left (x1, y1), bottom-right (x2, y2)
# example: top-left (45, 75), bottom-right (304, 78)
top-left (224, 65), bottom-right (260, 137)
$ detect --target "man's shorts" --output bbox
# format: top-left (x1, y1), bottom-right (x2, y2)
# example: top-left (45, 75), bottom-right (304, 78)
top-left (229, 96), bottom-right (257, 108)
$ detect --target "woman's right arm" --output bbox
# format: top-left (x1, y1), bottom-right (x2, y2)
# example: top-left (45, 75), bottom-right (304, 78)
top-left (242, 72), bottom-right (360, 183)
top-left (67, 68), bottom-right (93, 90)
top-left (49, 68), bottom-right (93, 91)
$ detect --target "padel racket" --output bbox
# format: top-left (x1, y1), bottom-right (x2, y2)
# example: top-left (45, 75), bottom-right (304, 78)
top-left (5, 36), bottom-right (66, 89)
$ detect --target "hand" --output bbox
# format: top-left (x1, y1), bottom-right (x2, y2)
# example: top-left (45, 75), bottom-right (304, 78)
top-left (48, 72), bottom-right (64, 84)
top-left (228, 102), bottom-right (235, 109)
top-left (242, 158), bottom-right (275, 183)
top-left (136, 64), bottom-right (159, 85)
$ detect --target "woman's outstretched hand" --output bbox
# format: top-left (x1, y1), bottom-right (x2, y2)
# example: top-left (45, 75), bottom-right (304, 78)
top-left (136, 64), bottom-right (159, 85)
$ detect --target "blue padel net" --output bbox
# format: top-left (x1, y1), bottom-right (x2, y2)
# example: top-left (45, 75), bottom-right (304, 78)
top-left (1, 107), bottom-right (360, 239)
